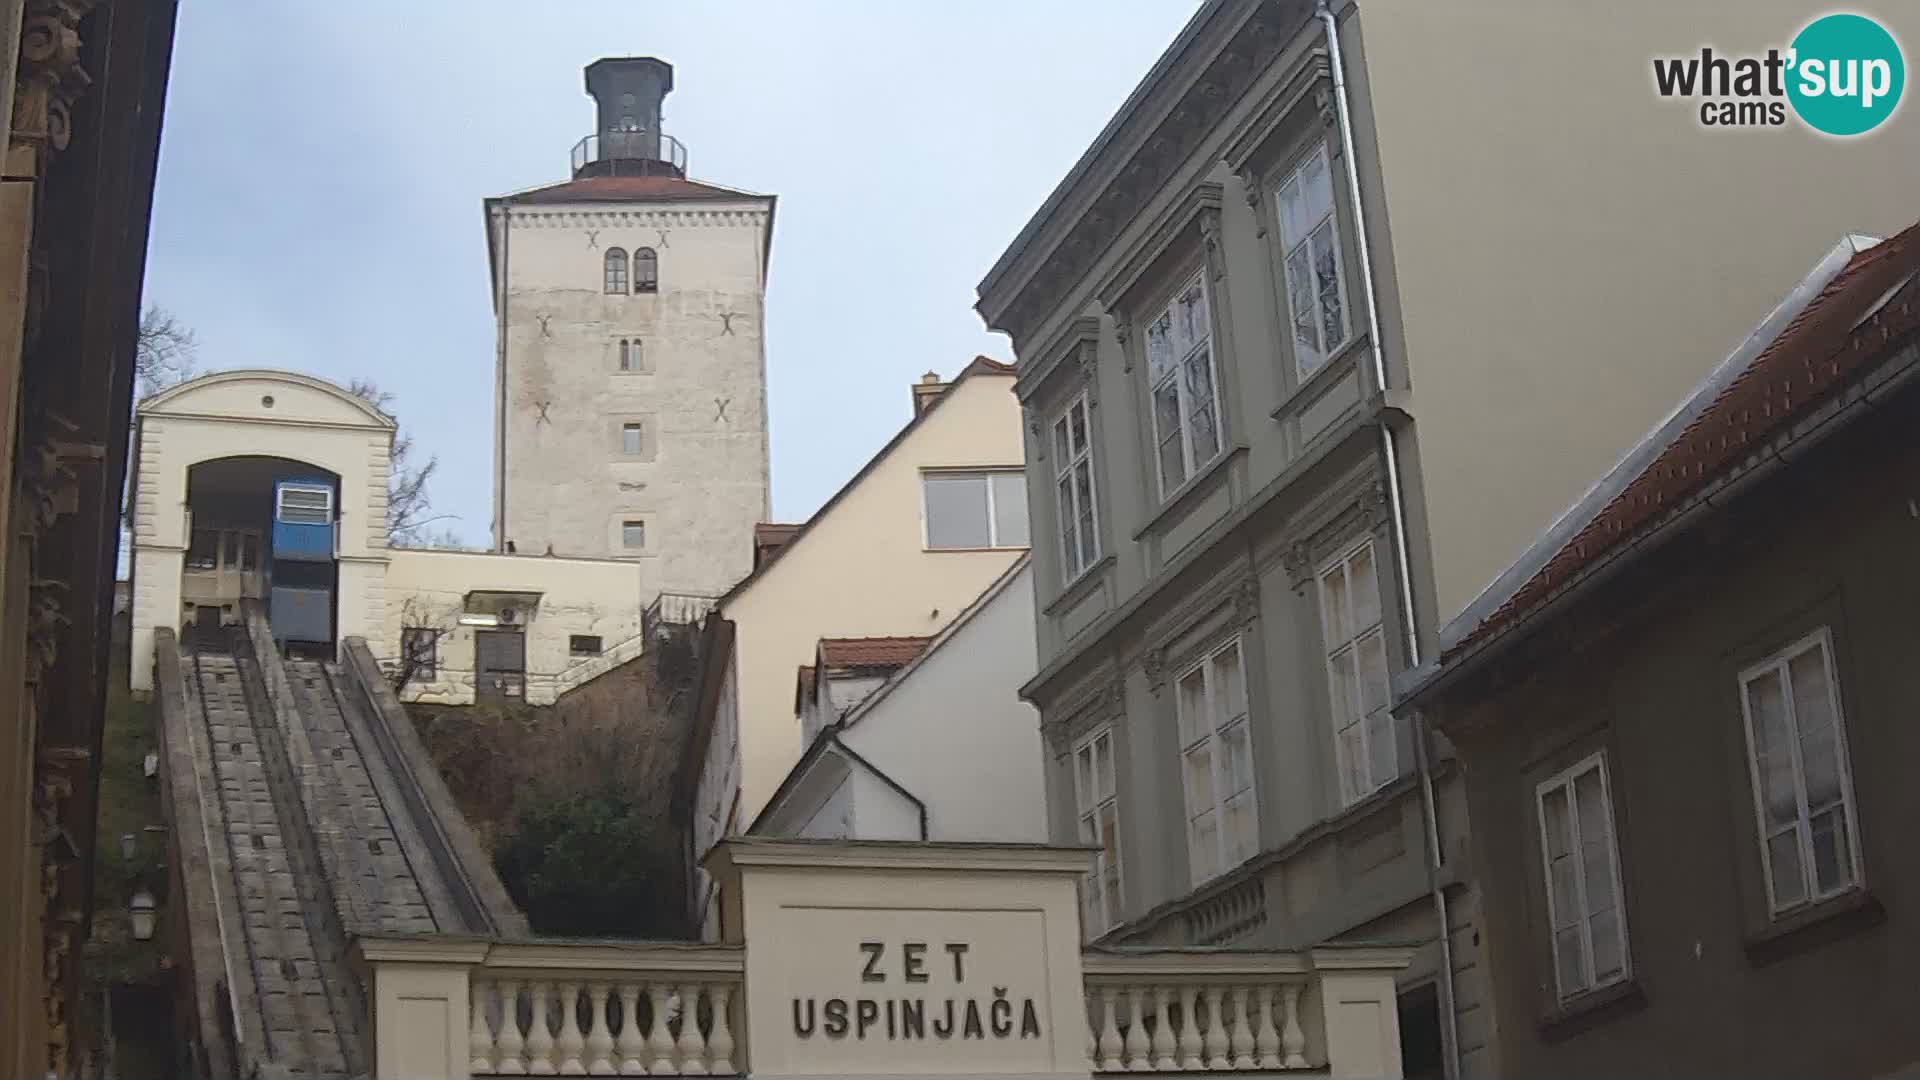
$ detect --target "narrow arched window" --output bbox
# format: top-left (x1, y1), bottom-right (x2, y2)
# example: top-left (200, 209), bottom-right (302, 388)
top-left (634, 247), bottom-right (658, 294)
top-left (604, 248), bottom-right (628, 294)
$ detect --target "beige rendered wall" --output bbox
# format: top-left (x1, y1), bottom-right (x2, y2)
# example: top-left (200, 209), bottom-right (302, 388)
top-left (128, 372), bottom-right (394, 691)
top-left (725, 372), bottom-right (1026, 828)
top-left (493, 196), bottom-right (771, 602)
top-left (1353, 0), bottom-right (1920, 623)
top-left (382, 547), bottom-right (644, 706)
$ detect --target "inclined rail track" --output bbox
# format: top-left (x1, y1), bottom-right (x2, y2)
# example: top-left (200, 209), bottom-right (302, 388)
top-left (190, 644), bottom-right (358, 1078)
top-left (286, 659), bottom-right (439, 934)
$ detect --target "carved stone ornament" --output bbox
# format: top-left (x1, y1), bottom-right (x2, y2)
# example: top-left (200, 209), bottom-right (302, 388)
top-left (1280, 540), bottom-right (1316, 592)
top-left (1313, 85), bottom-right (1337, 130)
top-left (1198, 207), bottom-right (1225, 280)
top-left (1360, 477), bottom-right (1392, 535)
top-left (1111, 315), bottom-right (1134, 373)
top-left (1232, 575), bottom-right (1261, 627)
top-left (1076, 341), bottom-right (1099, 387)
top-left (1141, 647), bottom-right (1168, 694)
top-left (13, 0), bottom-right (98, 156)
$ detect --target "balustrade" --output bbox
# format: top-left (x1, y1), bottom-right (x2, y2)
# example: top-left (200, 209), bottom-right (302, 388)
top-left (1082, 952), bottom-right (1313, 1073)
top-left (361, 937), bottom-right (1410, 1080)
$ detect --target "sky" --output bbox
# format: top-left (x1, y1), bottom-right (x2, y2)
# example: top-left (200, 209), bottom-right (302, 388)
top-left (143, 1), bottom-right (1202, 546)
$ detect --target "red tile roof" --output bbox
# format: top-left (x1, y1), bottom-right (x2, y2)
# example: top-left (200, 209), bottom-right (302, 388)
top-left (1445, 222), bottom-right (1920, 663)
top-left (817, 636), bottom-right (934, 669)
top-left (500, 174), bottom-right (759, 205)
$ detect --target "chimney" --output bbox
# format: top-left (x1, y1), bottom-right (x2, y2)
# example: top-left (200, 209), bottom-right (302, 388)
top-left (911, 371), bottom-right (947, 417)
top-left (578, 57), bottom-right (680, 177)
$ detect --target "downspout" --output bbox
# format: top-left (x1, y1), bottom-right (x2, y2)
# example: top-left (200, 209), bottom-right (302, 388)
top-left (1316, 3), bottom-right (1461, 1078)
top-left (494, 203), bottom-right (511, 552)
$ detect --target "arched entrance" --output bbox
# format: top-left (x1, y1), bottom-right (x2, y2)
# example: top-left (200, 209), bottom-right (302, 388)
top-left (183, 455), bottom-right (341, 656)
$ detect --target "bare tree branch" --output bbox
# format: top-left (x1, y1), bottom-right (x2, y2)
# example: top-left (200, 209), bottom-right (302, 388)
top-left (346, 377), bottom-right (446, 546)
top-left (135, 306), bottom-right (196, 397)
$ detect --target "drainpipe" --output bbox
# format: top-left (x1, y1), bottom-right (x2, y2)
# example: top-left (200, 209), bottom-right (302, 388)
top-left (493, 204), bottom-right (511, 553)
top-left (1316, 3), bottom-right (1461, 1078)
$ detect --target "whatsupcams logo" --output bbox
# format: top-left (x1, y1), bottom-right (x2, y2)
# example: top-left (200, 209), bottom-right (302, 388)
top-left (1653, 13), bottom-right (1905, 135)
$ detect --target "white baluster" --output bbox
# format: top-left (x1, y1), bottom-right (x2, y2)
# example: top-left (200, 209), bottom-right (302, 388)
top-left (1279, 984), bottom-right (1308, 1068)
top-left (708, 984), bottom-right (736, 1075)
top-left (497, 979), bottom-right (528, 1075)
top-left (585, 983), bottom-right (615, 1075)
top-left (615, 983), bottom-right (646, 1076)
top-left (1205, 986), bottom-right (1230, 1069)
top-left (472, 979), bottom-right (498, 1073)
top-left (648, 985), bottom-right (676, 1074)
top-left (527, 982), bottom-right (557, 1075)
top-left (678, 983), bottom-right (711, 1075)
top-left (558, 982), bottom-right (587, 1074)
top-left (1124, 987), bottom-right (1150, 1071)
top-left (1085, 992), bottom-right (1098, 1069)
top-left (1230, 987), bottom-right (1255, 1069)
top-left (1096, 987), bottom-right (1123, 1071)
top-left (1178, 987), bottom-right (1204, 1070)
top-left (1150, 987), bottom-right (1175, 1071)
top-left (1252, 986), bottom-right (1280, 1069)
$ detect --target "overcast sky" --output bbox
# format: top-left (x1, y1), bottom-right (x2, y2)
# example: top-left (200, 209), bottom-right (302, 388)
top-left (144, 2), bottom-right (1200, 545)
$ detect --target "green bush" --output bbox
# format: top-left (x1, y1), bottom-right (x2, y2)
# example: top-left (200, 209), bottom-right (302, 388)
top-left (495, 783), bottom-right (685, 939)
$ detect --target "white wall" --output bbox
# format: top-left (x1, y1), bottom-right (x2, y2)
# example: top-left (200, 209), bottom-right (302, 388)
top-left (382, 547), bottom-right (644, 706)
top-left (839, 561), bottom-right (1046, 843)
top-left (128, 371), bottom-right (394, 691)
top-left (491, 195), bottom-right (772, 605)
top-left (719, 369), bottom-right (1026, 829)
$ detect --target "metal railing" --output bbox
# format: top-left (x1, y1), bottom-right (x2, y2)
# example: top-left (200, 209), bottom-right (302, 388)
top-left (570, 129), bottom-right (688, 177)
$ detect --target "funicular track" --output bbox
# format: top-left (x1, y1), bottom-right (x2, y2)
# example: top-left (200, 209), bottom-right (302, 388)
top-left (282, 658), bottom-right (438, 934)
top-left (187, 633), bottom-right (361, 1079)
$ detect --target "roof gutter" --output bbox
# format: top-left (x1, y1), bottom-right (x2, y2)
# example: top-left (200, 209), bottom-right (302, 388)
top-left (1402, 335), bottom-right (1920, 712)
top-left (1315, 9), bottom-right (1457, 1078)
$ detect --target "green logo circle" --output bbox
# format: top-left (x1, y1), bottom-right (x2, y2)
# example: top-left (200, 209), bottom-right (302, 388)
top-left (1787, 14), bottom-right (1905, 136)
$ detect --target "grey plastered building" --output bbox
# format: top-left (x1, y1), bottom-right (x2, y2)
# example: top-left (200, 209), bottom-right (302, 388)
top-left (1400, 227), bottom-right (1920, 1078)
top-left (972, 2), bottom-right (1920, 1079)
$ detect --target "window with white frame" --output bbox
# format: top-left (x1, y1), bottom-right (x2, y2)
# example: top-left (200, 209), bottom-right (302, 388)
top-left (1276, 144), bottom-right (1350, 379)
top-left (1144, 272), bottom-right (1223, 498)
top-left (1052, 393), bottom-right (1100, 581)
top-left (923, 470), bottom-right (1029, 550)
top-left (622, 422), bottom-right (644, 456)
top-left (1072, 726), bottom-right (1122, 933)
top-left (1536, 753), bottom-right (1629, 1002)
top-left (1738, 629), bottom-right (1862, 915)
top-left (276, 484), bottom-right (333, 526)
top-left (617, 338), bottom-right (643, 372)
top-left (1175, 638), bottom-right (1257, 885)
top-left (1319, 538), bottom-right (1393, 805)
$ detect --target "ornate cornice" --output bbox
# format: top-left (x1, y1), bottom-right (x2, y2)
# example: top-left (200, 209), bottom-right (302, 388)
top-left (987, 0), bottom-right (1302, 352)
top-left (1280, 474), bottom-right (1392, 592)
top-left (12, 0), bottom-right (98, 157)
top-left (1043, 673), bottom-right (1127, 747)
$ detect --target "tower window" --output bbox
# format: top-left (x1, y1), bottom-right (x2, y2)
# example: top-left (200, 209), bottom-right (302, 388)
top-left (622, 422), bottom-right (643, 456)
top-left (622, 520), bottom-right (646, 549)
top-left (618, 338), bottom-right (642, 372)
top-left (634, 247), bottom-right (658, 294)
top-left (604, 248), bottom-right (628, 294)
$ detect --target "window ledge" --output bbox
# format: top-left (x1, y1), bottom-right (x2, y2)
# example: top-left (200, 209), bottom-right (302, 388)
top-left (1132, 446), bottom-right (1246, 543)
top-left (1045, 554), bottom-right (1116, 616)
top-left (1270, 334), bottom-right (1370, 421)
top-left (923, 545), bottom-right (1031, 555)
top-left (1744, 887), bottom-right (1883, 967)
top-left (1537, 978), bottom-right (1646, 1043)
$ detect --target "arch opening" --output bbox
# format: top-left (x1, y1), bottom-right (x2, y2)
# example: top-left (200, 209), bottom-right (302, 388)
top-left (184, 455), bottom-right (342, 658)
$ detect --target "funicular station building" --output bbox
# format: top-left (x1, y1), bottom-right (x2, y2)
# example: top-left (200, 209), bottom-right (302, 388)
top-left (125, 54), bottom-right (1416, 1080)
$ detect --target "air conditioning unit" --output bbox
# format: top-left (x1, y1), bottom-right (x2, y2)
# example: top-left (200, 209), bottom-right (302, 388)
top-left (497, 607), bottom-right (520, 626)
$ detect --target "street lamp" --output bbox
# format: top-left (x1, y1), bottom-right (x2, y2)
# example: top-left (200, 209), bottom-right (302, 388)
top-left (129, 889), bottom-right (156, 942)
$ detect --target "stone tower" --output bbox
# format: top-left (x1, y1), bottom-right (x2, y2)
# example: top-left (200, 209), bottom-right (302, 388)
top-left (484, 57), bottom-right (774, 604)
